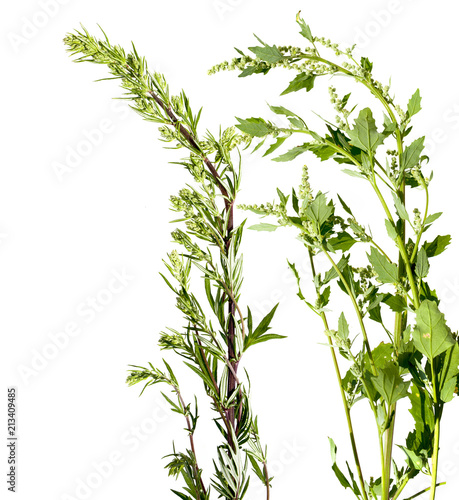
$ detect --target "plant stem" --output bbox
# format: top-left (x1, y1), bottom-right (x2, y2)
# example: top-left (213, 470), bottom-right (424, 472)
top-left (430, 417), bottom-right (441, 500)
top-left (263, 462), bottom-right (270, 500)
top-left (430, 359), bottom-right (441, 500)
top-left (321, 245), bottom-right (377, 376)
top-left (150, 87), bottom-right (240, 445)
top-left (370, 178), bottom-right (420, 309)
top-left (308, 250), bottom-right (369, 500)
top-left (410, 176), bottom-right (429, 263)
top-left (175, 385), bottom-right (207, 496)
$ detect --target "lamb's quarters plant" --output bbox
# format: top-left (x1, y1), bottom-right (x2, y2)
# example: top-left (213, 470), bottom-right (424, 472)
top-left (64, 27), bottom-right (285, 500)
top-left (210, 12), bottom-right (459, 500)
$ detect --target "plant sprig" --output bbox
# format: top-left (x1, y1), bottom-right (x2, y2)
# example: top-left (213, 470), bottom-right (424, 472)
top-left (212, 13), bottom-right (459, 500)
top-left (64, 26), bottom-right (284, 500)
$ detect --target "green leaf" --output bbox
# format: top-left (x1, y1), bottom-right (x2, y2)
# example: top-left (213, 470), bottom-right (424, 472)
top-left (287, 260), bottom-right (305, 301)
top-left (249, 223), bottom-right (278, 232)
top-left (371, 342), bottom-right (395, 370)
top-left (327, 232), bottom-right (356, 252)
top-left (273, 144), bottom-right (309, 162)
top-left (337, 194), bottom-right (354, 217)
top-left (439, 343), bottom-right (459, 402)
top-left (400, 137), bottom-right (425, 172)
top-left (406, 384), bottom-right (435, 459)
top-left (382, 294), bottom-right (406, 313)
top-left (263, 136), bottom-right (288, 156)
top-left (323, 255), bottom-right (349, 285)
top-left (360, 57), bottom-right (373, 72)
top-left (244, 304), bottom-right (285, 350)
top-left (236, 117), bottom-right (270, 137)
top-left (371, 362), bottom-right (410, 406)
top-left (440, 376), bottom-right (458, 403)
top-left (347, 108), bottom-right (385, 153)
top-left (415, 247), bottom-right (429, 279)
top-left (268, 104), bottom-right (297, 117)
top-left (409, 384), bottom-right (435, 436)
top-left (308, 143), bottom-right (336, 161)
top-left (328, 438), bottom-right (352, 490)
top-left (338, 313), bottom-right (349, 341)
top-left (424, 212), bottom-right (442, 225)
top-left (281, 72), bottom-right (316, 95)
top-left (423, 235), bottom-right (451, 258)
top-left (367, 247), bottom-right (399, 284)
top-left (385, 219), bottom-right (398, 240)
top-left (412, 300), bottom-right (456, 360)
top-left (296, 13), bottom-right (313, 42)
top-left (407, 89), bottom-right (422, 117)
top-left (305, 192), bottom-right (334, 229)
top-left (392, 192), bottom-right (410, 221)
top-left (397, 445), bottom-right (425, 471)
top-left (342, 169), bottom-right (367, 179)
top-left (248, 38), bottom-right (283, 63)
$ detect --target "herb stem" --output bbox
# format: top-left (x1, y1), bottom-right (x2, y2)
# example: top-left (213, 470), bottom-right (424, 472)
top-left (321, 245), bottom-right (377, 376)
top-left (308, 250), bottom-right (369, 500)
top-left (430, 359), bottom-right (441, 500)
top-left (410, 176), bottom-right (429, 263)
top-left (174, 385), bottom-right (207, 496)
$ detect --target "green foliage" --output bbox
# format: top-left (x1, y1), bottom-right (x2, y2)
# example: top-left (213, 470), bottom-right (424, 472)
top-left (347, 108), bottom-right (385, 153)
top-left (67, 13), bottom-right (457, 500)
top-left (412, 300), bottom-right (455, 360)
top-left (367, 247), bottom-right (399, 284)
top-left (65, 25), bottom-right (276, 500)
top-left (371, 363), bottom-right (410, 406)
top-left (281, 72), bottom-right (316, 95)
top-left (407, 89), bottom-right (422, 117)
top-left (210, 12), bottom-right (457, 500)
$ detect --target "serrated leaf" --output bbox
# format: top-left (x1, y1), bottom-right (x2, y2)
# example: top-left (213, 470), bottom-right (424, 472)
top-left (367, 247), bottom-right (399, 284)
top-left (398, 445), bottom-right (425, 470)
top-left (327, 232), bottom-right (356, 252)
top-left (236, 117), bottom-right (270, 137)
top-left (268, 104), bottom-right (297, 117)
top-left (409, 384), bottom-right (435, 434)
top-left (347, 108), bottom-right (385, 153)
top-left (309, 143), bottom-right (336, 161)
top-left (263, 136), bottom-right (288, 156)
top-left (408, 89), bottom-right (422, 117)
top-left (360, 56), bottom-right (373, 72)
top-left (337, 194), bottom-right (354, 216)
top-left (249, 223), bottom-right (278, 232)
top-left (323, 255), bottom-right (349, 285)
top-left (273, 144), bottom-right (308, 162)
top-left (401, 137), bottom-right (425, 172)
top-left (385, 219), bottom-right (398, 240)
top-left (423, 235), bottom-right (451, 258)
top-left (328, 438), bottom-right (352, 490)
top-left (412, 300), bottom-right (456, 360)
top-left (296, 13), bottom-right (313, 42)
top-left (338, 313), bottom-right (349, 341)
top-left (406, 384), bottom-right (434, 458)
top-left (415, 247), bottom-right (429, 279)
top-left (382, 293), bottom-right (406, 313)
top-left (342, 169), bottom-right (367, 179)
top-left (281, 72), bottom-right (316, 95)
top-left (439, 343), bottom-right (459, 402)
top-left (371, 362), bottom-right (410, 406)
top-left (305, 192), bottom-right (334, 228)
top-left (248, 40), bottom-right (283, 63)
top-left (392, 192), bottom-right (410, 221)
top-left (424, 212), bottom-right (442, 225)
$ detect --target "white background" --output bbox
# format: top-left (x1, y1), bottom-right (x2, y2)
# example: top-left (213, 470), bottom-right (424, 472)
top-left (2, 1), bottom-right (459, 499)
